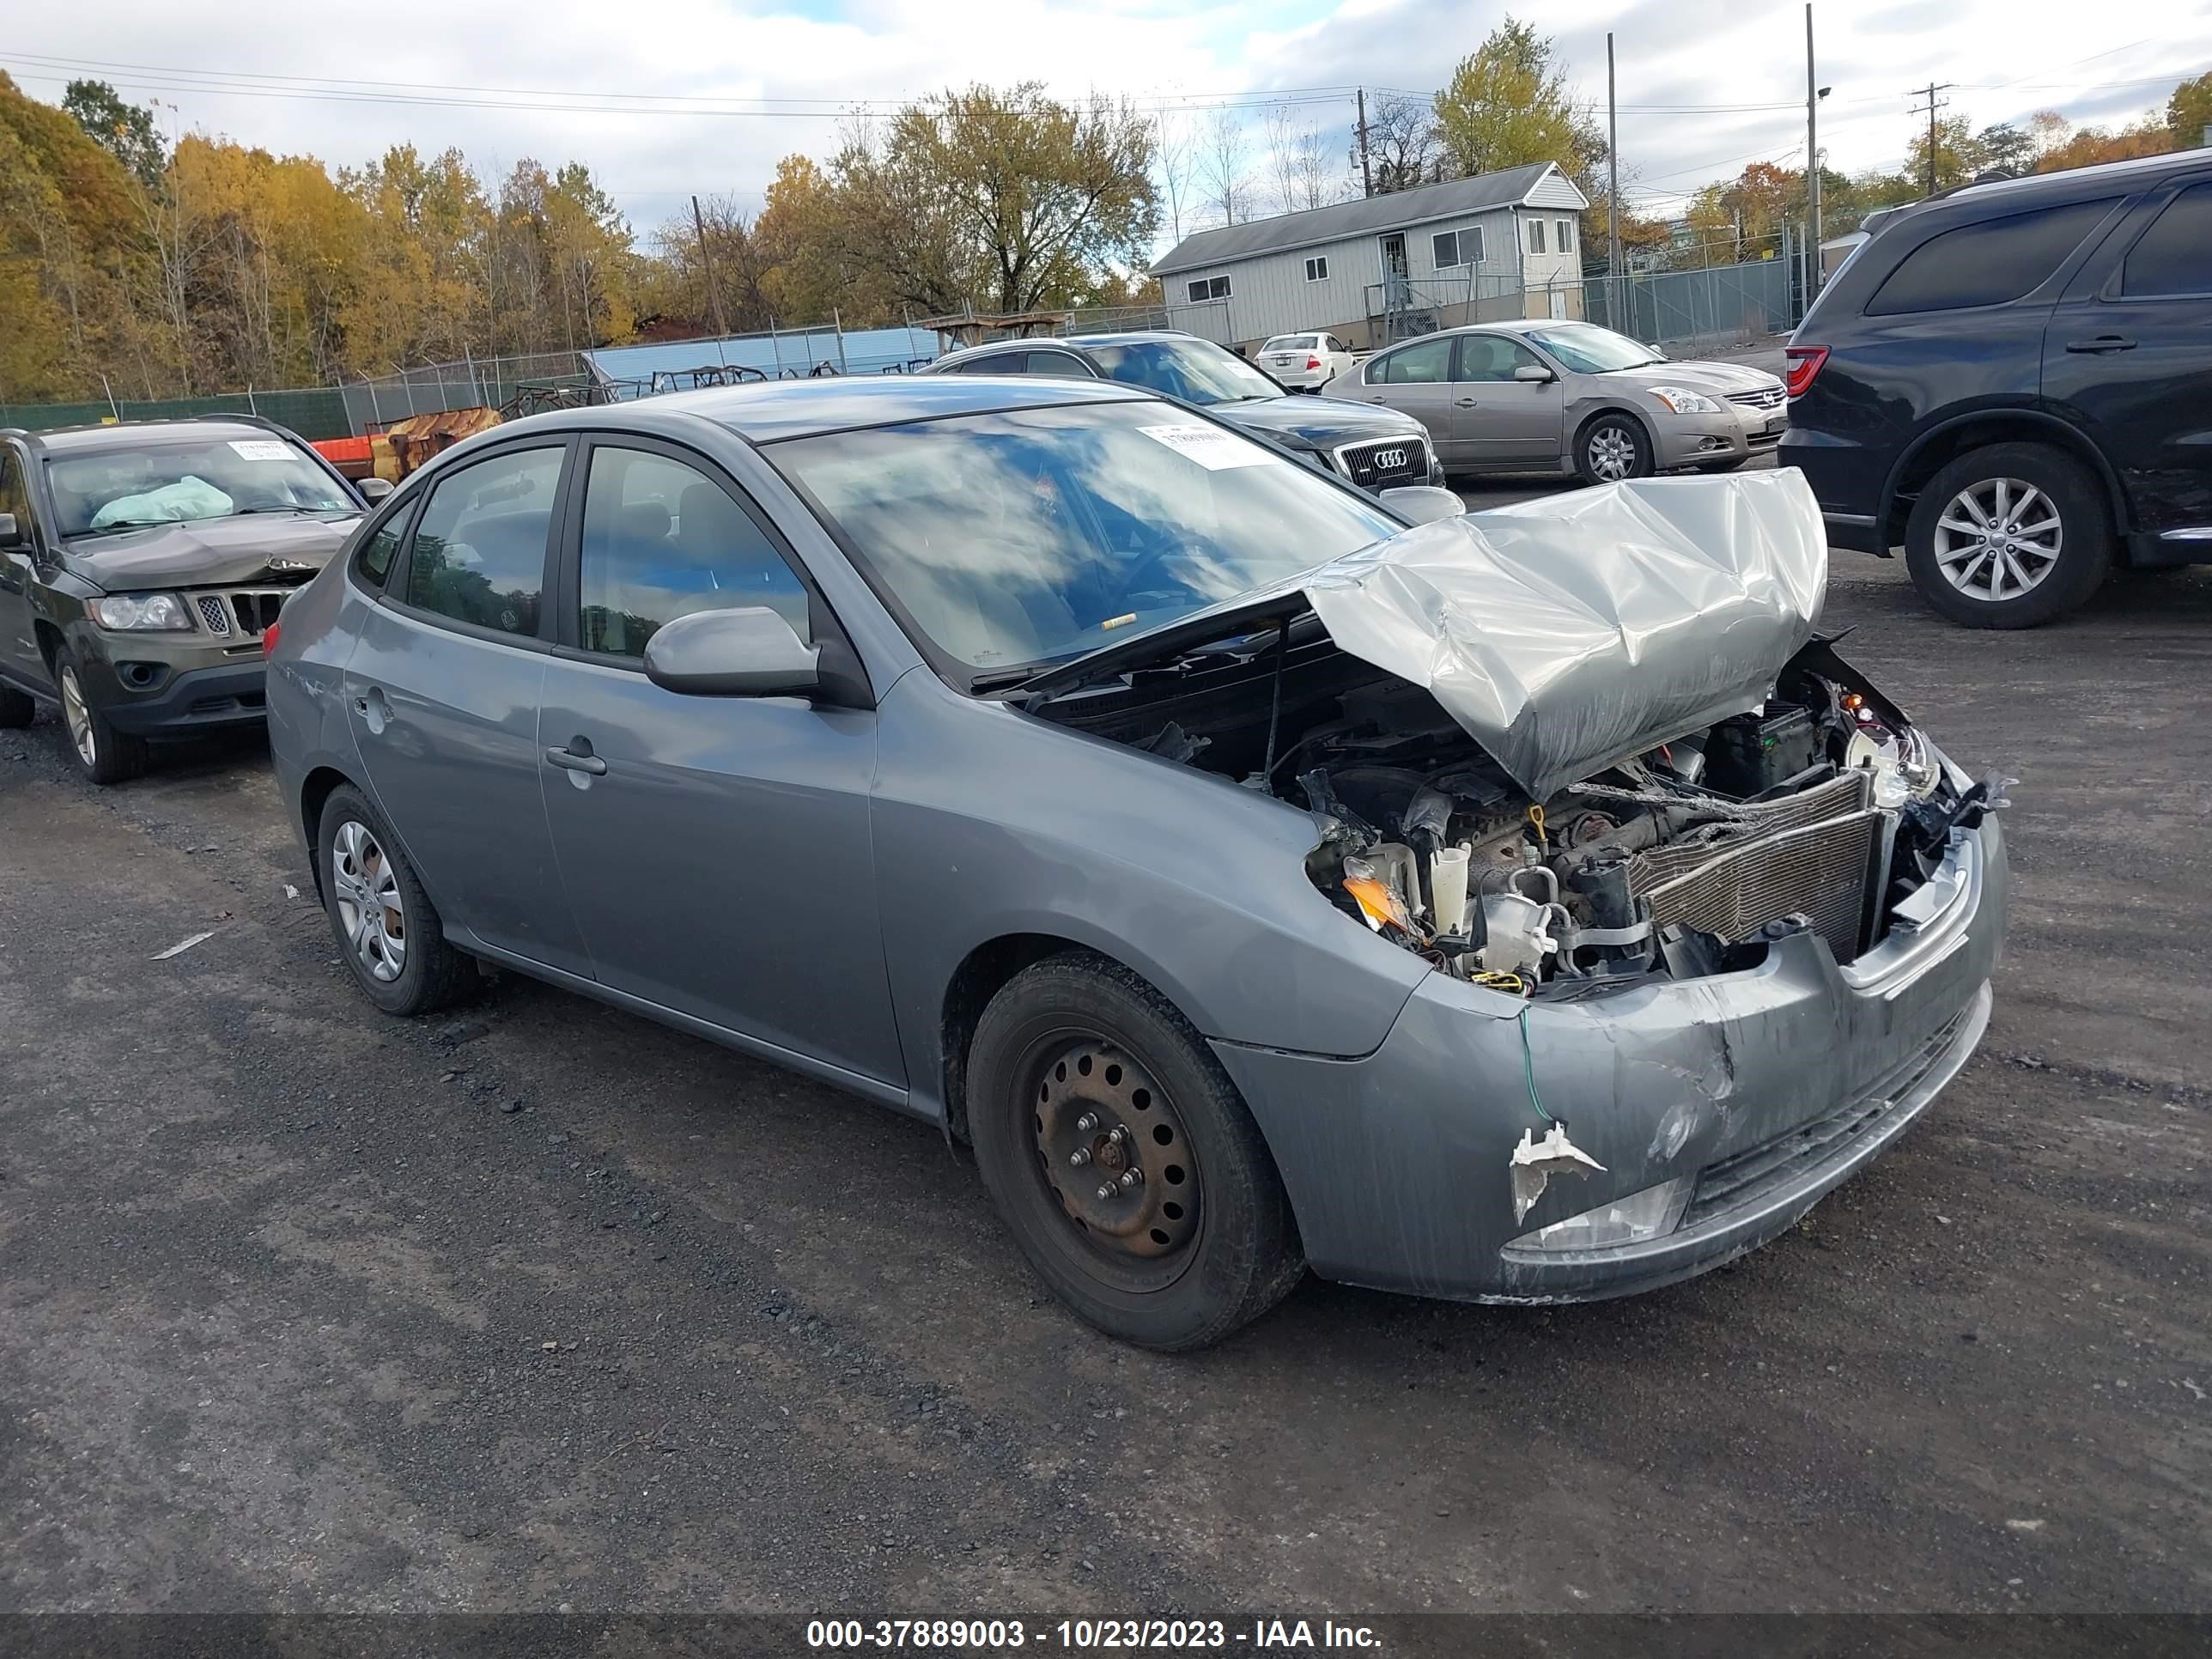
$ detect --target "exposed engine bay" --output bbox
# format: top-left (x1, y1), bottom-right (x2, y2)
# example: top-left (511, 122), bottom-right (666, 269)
top-left (1030, 624), bottom-right (2007, 997)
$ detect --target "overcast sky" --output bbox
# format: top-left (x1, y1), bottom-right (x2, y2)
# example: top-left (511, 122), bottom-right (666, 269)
top-left (6, 0), bottom-right (2208, 245)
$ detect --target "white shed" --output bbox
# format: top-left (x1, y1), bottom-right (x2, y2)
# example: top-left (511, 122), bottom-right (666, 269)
top-left (1152, 162), bottom-right (1591, 352)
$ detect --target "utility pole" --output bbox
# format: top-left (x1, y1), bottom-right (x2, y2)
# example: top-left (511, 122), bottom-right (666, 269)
top-left (1805, 6), bottom-right (1821, 296)
top-left (1356, 89), bottom-right (1373, 198)
top-left (1909, 82), bottom-right (1956, 197)
top-left (1607, 33), bottom-right (1622, 281)
top-left (691, 194), bottom-right (730, 338)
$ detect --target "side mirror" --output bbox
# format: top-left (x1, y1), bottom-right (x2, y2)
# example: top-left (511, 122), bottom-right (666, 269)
top-left (357, 477), bottom-right (395, 503)
top-left (643, 605), bottom-right (820, 698)
top-left (1513, 364), bottom-right (1556, 383)
top-left (1379, 485), bottom-right (1467, 526)
top-left (0, 513), bottom-right (22, 550)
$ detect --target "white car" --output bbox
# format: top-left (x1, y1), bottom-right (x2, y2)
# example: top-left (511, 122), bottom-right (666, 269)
top-left (1258, 332), bottom-right (1355, 392)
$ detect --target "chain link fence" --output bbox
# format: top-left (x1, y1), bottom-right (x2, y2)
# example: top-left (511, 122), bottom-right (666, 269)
top-left (1583, 260), bottom-right (1796, 352)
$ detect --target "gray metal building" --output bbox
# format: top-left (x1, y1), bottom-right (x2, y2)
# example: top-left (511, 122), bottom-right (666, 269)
top-left (1152, 162), bottom-right (1591, 352)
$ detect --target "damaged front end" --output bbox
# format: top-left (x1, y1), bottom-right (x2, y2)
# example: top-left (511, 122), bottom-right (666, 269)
top-left (1023, 471), bottom-right (2003, 1004)
top-left (1018, 472), bottom-right (2010, 1303)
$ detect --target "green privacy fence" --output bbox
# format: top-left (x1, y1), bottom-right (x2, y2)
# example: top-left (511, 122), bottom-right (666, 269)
top-left (1, 386), bottom-right (355, 441)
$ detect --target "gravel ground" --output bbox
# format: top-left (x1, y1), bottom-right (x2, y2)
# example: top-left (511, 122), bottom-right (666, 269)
top-left (2, 497), bottom-right (2208, 1622)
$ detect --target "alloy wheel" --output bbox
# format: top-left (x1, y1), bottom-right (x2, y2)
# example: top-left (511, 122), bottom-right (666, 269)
top-left (1029, 1039), bottom-right (1200, 1275)
top-left (58, 665), bottom-right (97, 768)
top-left (1587, 425), bottom-right (1638, 482)
top-left (331, 818), bottom-right (408, 983)
top-left (1931, 477), bottom-right (2063, 602)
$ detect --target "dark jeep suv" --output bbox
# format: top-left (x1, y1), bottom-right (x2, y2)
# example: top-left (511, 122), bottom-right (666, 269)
top-left (0, 416), bottom-right (383, 781)
top-left (1782, 150), bottom-right (2212, 627)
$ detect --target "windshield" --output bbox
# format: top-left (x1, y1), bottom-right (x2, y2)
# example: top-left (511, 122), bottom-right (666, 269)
top-left (1084, 338), bottom-right (1283, 406)
top-left (46, 435), bottom-right (353, 538)
top-left (770, 401), bottom-right (1400, 679)
top-left (1522, 324), bottom-right (1667, 374)
top-left (1262, 335), bottom-right (1316, 352)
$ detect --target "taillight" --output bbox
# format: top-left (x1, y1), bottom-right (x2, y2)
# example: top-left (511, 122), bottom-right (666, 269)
top-left (262, 619), bottom-right (282, 659)
top-left (1306, 356), bottom-right (1322, 370)
top-left (1784, 345), bottom-right (1829, 398)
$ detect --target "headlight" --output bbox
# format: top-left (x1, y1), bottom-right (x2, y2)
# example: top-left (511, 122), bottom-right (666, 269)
top-left (1506, 1176), bottom-right (1694, 1253)
top-left (88, 592), bottom-right (193, 631)
top-left (1647, 385), bottom-right (1724, 415)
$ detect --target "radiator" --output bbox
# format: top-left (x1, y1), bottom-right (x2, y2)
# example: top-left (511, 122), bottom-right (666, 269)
top-left (1629, 772), bottom-right (1881, 961)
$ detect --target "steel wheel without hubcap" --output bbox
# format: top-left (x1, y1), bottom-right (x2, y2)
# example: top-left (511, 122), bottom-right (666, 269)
top-left (1932, 477), bottom-right (2063, 602)
top-left (1029, 1038), bottom-right (1200, 1285)
top-left (59, 665), bottom-right (97, 768)
top-left (331, 818), bottom-right (408, 983)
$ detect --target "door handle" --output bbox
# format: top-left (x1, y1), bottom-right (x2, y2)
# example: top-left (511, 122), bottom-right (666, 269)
top-left (544, 744), bottom-right (607, 776)
top-left (1454, 398), bottom-right (1479, 408)
top-left (2064, 336), bottom-right (2135, 353)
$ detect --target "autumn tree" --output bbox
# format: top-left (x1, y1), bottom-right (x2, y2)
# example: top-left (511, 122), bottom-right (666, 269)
top-left (2169, 72), bottom-right (2212, 148)
top-left (1431, 18), bottom-right (1605, 187)
top-left (885, 85), bottom-right (1157, 315)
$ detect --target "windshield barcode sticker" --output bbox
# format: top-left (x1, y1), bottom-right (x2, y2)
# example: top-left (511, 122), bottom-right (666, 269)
top-left (1138, 423), bottom-right (1279, 471)
top-left (228, 440), bottom-right (294, 460)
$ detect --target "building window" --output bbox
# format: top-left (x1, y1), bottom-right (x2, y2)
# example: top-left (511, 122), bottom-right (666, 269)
top-left (1430, 228), bottom-right (1483, 270)
top-left (1528, 219), bottom-right (1547, 255)
top-left (1186, 275), bottom-right (1231, 304)
top-left (1557, 218), bottom-right (1575, 252)
top-left (1304, 256), bottom-right (1329, 283)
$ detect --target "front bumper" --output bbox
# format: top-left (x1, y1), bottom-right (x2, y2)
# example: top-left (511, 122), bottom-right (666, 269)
top-left (70, 638), bottom-right (270, 736)
top-left (1652, 404), bottom-right (1790, 469)
top-left (1213, 816), bottom-right (2007, 1304)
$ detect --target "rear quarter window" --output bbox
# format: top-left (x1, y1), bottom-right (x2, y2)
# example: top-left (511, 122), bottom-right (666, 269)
top-left (1864, 198), bottom-right (2118, 316)
top-left (2121, 182), bottom-right (2212, 297)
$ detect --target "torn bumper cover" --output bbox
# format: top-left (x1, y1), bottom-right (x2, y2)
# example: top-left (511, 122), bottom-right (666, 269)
top-left (1303, 469), bottom-right (1829, 799)
top-left (1210, 813), bottom-right (2007, 1305)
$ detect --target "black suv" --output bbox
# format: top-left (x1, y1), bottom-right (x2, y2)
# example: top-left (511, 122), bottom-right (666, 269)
top-left (1782, 150), bottom-right (2212, 627)
top-left (926, 331), bottom-right (1446, 492)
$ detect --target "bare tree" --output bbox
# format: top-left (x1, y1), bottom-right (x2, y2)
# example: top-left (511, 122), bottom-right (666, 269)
top-left (1354, 91), bottom-right (1438, 195)
top-left (1265, 106), bottom-right (1303, 216)
top-left (1290, 125), bottom-right (1339, 212)
top-left (1199, 107), bottom-right (1253, 227)
top-left (1155, 110), bottom-right (1196, 245)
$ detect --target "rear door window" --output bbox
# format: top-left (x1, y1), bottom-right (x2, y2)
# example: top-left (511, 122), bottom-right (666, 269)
top-left (2120, 182), bottom-right (2212, 297)
top-left (404, 446), bottom-right (562, 638)
top-left (1371, 337), bottom-right (1454, 384)
top-left (1865, 198), bottom-right (2118, 315)
top-left (952, 351), bottom-right (1027, 374)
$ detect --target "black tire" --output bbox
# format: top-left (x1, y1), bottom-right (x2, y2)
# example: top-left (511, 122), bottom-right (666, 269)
top-left (1576, 412), bottom-right (1653, 485)
top-left (0, 684), bottom-right (33, 729)
top-left (315, 784), bottom-right (477, 1017)
top-left (53, 646), bottom-right (149, 786)
top-left (1694, 456), bottom-right (1750, 473)
top-left (1904, 442), bottom-right (2112, 629)
top-left (967, 951), bottom-right (1304, 1351)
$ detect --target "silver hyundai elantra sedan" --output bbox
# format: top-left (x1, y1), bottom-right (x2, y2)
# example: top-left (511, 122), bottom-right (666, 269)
top-left (267, 375), bottom-right (2005, 1350)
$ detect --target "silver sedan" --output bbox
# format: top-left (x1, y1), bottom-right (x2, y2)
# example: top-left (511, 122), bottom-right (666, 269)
top-left (1325, 319), bottom-right (1789, 483)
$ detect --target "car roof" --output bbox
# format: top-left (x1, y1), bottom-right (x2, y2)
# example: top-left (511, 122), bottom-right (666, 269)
top-left (495, 374), bottom-right (1158, 446)
top-left (1863, 150), bottom-right (2204, 241)
top-left (10, 418), bottom-right (292, 454)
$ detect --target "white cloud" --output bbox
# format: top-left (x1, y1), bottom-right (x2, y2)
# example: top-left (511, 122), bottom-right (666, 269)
top-left (6, 0), bottom-right (2206, 239)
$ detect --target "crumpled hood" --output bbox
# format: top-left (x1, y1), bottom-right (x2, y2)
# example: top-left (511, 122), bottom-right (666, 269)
top-left (1212, 394), bottom-right (1428, 449)
top-left (1024, 469), bottom-right (1828, 801)
top-left (63, 513), bottom-right (359, 591)
top-left (1302, 470), bottom-right (1826, 799)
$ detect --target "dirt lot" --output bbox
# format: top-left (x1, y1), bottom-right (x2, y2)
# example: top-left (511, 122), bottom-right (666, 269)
top-left (2, 526), bottom-right (2209, 1622)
